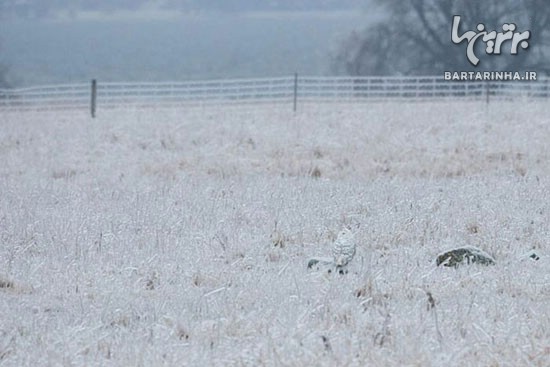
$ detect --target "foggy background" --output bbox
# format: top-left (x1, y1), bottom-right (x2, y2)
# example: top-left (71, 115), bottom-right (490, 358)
top-left (2, 1), bottom-right (546, 88)
top-left (0, 1), bottom-right (375, 87)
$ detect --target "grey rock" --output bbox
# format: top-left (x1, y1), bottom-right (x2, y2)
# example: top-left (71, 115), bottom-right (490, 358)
top-left (436, 246), bottom-right (496, 268)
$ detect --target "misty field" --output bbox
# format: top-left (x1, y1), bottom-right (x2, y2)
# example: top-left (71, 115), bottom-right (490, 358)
top-left (1, 101), bottom-right (550, 366)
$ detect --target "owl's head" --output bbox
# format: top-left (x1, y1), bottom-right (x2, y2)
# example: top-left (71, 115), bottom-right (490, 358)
top-left (337, 227), bottom-right (355, 241)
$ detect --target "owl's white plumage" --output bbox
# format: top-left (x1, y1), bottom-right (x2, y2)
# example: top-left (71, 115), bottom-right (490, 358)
top-left (331, 227), bottom-right (356, 273)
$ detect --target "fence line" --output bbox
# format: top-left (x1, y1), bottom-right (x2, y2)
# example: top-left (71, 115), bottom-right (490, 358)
top-left (1, 75), bottom-right (549, 115)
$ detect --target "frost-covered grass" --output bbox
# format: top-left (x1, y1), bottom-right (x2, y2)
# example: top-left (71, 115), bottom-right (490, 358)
top-left (1, 101), bottom-right (550, 366)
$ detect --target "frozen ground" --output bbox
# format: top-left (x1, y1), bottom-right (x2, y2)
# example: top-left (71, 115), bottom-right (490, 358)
top-left (1, 101), bottom-right (549, 366)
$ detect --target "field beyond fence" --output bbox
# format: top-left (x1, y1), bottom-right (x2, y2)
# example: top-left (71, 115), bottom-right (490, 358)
top-left (1, 75), bottom-right (549, 115)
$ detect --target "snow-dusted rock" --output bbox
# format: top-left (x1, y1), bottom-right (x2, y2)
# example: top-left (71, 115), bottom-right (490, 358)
top-left (307, 257), bottom-right (334, 271)
top-left (522, 250), bottom-right (540, 261)
top-left (436, 246), bottom-right (496, 267)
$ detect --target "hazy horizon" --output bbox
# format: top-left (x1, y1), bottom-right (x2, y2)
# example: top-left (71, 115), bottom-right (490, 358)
top-left (1, 1), bottom-right (370, 21)
top-left (1, 7), bottom-right (377, 87)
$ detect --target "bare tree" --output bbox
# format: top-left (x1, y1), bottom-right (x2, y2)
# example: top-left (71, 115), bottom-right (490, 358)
top-left (0, 64), bottom-right (9, 88)
top-left (335, 0), bottom-right (550, 75)
top-left (0, 42), bottom-right (9, 88)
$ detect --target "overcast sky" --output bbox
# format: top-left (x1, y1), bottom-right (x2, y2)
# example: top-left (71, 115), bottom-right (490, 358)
top-left (1, 1), bottom-right (375, 86)
top-left (1, 0), bottom-right (369, 19)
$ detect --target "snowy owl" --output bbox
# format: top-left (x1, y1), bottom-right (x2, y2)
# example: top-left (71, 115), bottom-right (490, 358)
top-left (331, 227), bottom-right (356, 274)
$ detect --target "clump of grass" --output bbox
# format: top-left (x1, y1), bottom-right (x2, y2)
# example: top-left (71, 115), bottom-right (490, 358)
top-left (192, 273), bottom-right (203, 287)
top-left (270, 231), bottom-right (286, 248)
top-left (466, 223), bottom-right (480, 234)
top-left (354, 287), bottom-right (367, 298)
top-left (313, 148), bottom-right (323, 159)
top-left (51, 168), bottom-right (77, 179)
top-left (270, 221), bottom-right (287, 248)
top-left (0, 276), bottom-right (14, 290)
top-left (144, 271), bottom-right (159, 290)
top-left (311, 166), bottom-right (321, 178)
top-left (176, 325), bottom-right (190, 341)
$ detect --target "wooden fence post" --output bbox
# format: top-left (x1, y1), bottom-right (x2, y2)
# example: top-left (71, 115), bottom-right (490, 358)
top-left (293, 72), bottom-right (298, 112)
top-left (91, 79), bottom-right (97, 118)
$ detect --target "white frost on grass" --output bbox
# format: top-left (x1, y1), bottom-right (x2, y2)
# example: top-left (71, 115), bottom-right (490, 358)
top-left (1, 102), bottom-right (550, 366)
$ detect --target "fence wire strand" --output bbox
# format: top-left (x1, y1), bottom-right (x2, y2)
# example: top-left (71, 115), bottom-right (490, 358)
top-left (1, 76), bottom-right (548, 112)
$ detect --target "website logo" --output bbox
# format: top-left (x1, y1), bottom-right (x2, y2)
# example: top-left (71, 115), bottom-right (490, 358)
top-left (451, 15), bottom-right (531, 67)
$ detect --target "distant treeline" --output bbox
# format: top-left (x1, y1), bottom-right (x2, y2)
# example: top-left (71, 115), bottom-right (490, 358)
top-left (1, 0), bottom-right (366, 18)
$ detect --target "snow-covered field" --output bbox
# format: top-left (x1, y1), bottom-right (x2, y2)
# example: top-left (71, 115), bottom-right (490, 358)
top-left (1, 102), bottom-right (550, 366)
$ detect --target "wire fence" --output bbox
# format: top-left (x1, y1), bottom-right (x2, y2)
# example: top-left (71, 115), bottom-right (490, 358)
top-left (1, 75), bottom-right (549, 115)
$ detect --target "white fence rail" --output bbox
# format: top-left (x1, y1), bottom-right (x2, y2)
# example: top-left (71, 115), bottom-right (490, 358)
top-left (1, 76), bottom-right (549, 114)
